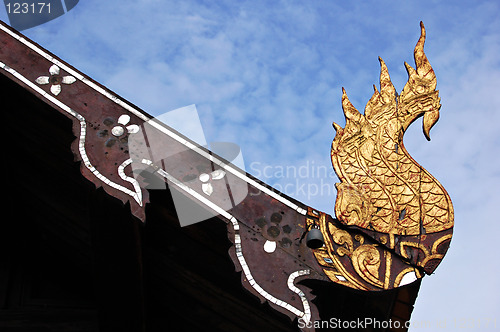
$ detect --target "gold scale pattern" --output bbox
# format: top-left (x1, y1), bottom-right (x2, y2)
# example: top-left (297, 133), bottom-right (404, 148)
top-left (312, 22), bottom-right (454, 290)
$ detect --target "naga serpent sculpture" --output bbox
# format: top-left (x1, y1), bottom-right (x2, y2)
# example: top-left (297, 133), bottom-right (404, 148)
top-left (308, 22), bottom-right (454, 290)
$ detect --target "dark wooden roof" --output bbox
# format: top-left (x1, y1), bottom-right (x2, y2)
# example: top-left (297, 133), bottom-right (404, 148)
top-left (1, 22), bottom-right (420, 332)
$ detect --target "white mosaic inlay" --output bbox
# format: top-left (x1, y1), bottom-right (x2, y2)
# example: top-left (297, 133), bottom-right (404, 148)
top-left (199, 169), bottom-right (226, 196)
top-left (140, 158), bottom-right (312, 323)
top-left (263, 240), bottom-right (277, 253)
top-left (35, 64), bottom-right (76, 96)
top-left (0, 61), bottom-right (143, 206)
top-left (112, 114), bottom-right (140, 137)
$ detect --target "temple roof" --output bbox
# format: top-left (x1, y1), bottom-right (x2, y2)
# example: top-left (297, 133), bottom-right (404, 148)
top-left (1, 20), bottom-right (420, 331)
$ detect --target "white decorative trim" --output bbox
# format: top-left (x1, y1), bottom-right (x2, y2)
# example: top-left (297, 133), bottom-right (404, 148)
top-left (118, 159), bottom-right (143, 205)
top-left (230, 218), bottom-right (311, 322)
top-left (288, 270), bottom-right (312, 324)
top-left (141, 159), bottom-right (233, 220)
top-left (141, 158), bottom-right (311, 322)
top-left (0, 61), bottom-right (143, 206)
top-left (0, 23), bottom-right (307, 216)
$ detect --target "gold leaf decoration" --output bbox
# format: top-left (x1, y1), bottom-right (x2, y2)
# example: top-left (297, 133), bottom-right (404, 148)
top-left (309, 23), bottom-right (455, 290)
top-left (331, 22), bottom-right (453, 237)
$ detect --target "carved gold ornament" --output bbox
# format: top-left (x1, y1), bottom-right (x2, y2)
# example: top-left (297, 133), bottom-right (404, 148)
top-left (311, 22), bottom-right (454, 290)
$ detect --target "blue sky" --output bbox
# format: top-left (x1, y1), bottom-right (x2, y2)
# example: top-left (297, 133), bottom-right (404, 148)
top-left (2, 0), bottom-right (499, 330)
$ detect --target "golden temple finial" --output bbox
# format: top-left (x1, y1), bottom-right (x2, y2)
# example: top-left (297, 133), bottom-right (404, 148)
top-left (312, 22), bottom-right (454, 290)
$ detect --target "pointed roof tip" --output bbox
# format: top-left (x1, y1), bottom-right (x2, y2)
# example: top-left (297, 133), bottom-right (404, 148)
top-left (342, 86), bottom-right (346, 94)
